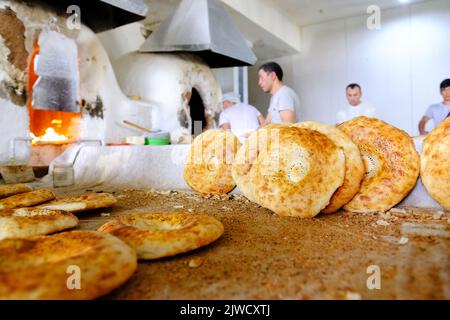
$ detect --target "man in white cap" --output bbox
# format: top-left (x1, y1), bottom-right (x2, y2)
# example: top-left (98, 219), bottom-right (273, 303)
top-left (218, 92), bottom-right (264, 142)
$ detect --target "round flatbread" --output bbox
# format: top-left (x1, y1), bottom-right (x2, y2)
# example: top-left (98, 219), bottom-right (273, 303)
top-left (0, 184), bottom-right (33, 199)
top-left (37, 193), bottom-right (117, 213)
top-left (98, 212), bottom-right (224, 260)
top-left (184, 129), bottom-right (241, 195)
top-left (232, 125), bottom-right (345, 218)
top-left (0, 189), bottom-right (55, 210)
top-left (0, 208), bottom-right (79, 240)
top-left (0, 230), bottom-right (137, 299)
top-left (338, 116), bottom-right (420, 213)
top-left (420, 117), bottom-right (450, 211)
top-left (294, 121), bottom-right (365, 213)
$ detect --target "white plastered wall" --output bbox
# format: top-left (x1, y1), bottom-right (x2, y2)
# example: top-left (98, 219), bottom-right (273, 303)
top-left (113, 52), bottom-right (223, 144)
top-left (249, 0), bottom-right (450, 136)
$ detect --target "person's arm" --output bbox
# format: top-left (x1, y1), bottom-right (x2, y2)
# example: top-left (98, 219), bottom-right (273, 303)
top-left (420, 105), bottom-right (435, 135)
top-left (264, 112), bottom-right (272, 125)
top-left (257, 115), bottom-right (265, 126)
top-left (418, 116), bottom-right (430, 135)
top-left (220, 123), bottom-right (231, 131)
top-left (218, 111), bottom-right (230, 131)
top-left (279, 110), bottom-right (296, 123)
top-left (276, 89), bottom-right (298, 124)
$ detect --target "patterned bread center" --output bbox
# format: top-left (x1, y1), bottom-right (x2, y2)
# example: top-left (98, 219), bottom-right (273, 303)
top-left (286, 148), bottom-right (309, 183)
top-left (206, 155), bottom-right (221, 172)
top-left (359, 145), bottom-right (380, 178)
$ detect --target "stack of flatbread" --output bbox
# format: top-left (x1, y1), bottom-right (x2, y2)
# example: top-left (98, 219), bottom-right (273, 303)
top-left (294, 121), bottom-right (365, 214)
top-left (0, 185), bottom-right (69, 240)
top-left (0, 184), bottom-right (227, 298)
top-left (232, 124), bottom-right (347, 217)
top-left (0, 185), bottom-right (118, 240)
top-left (0, 184), bottom-right (139, 299)
top-left (338, 117), bottom-right (420, 213)
top-left (186, 117), bottom-right (425, 217)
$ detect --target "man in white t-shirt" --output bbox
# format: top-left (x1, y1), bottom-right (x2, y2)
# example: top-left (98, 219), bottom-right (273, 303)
top-left (218, 92), bottom-right (264, 142)
top-left (336, 83), bottom-right (376, 124)
top-left (418, 78), bottom-right (450, 135)
top-left (257, 62), bottom-right (299, 124)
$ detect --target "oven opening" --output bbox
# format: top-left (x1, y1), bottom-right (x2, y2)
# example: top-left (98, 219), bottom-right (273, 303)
top-left (188, 88), bottom-right (207, 136)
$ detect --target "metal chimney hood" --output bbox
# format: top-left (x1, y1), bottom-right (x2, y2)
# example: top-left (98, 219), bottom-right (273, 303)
top-left (139, 0), bottom-right (257, 68)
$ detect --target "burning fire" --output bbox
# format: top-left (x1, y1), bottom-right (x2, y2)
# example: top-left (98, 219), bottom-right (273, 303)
top-left (28, 43), bottom-right (80, 146)
top-left (30, 120), bottom-right (69, 144)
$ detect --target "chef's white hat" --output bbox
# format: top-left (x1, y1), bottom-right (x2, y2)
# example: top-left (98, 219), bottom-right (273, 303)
top-left (222, 92), bottom-right (241, 104)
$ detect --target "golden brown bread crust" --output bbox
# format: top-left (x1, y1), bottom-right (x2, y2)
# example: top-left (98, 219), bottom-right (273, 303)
top-left (294, 121), bottom-right (365, 213)
top-left (37, 193), bottom-right (117, 213)
top-left (420, 117), bottom-right (450, 211)
top-left (0, 184), bottom-right (33, 199)
top-left (184, 130), bottom-right (241, 195)
top-left (0, 208), bottom-right (79, 240)
top-left (0, 189), bottom-right (55, 210)
top-left (338, 116), bottom-right (420, 213)
top-left (0, 230), bottom-right (137, 299)
top-left (232, 125), bottom-right (345, 218)
top-left (98, 212), bottom-right (224, 260)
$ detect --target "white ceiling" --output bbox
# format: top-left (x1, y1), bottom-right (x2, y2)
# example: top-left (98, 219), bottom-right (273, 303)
top-left (145, 0), bottom-right (426, 28)
top-left (272, 0), bottom-right (425, 27)
top-left (141, 0), bottom-right (427, 60)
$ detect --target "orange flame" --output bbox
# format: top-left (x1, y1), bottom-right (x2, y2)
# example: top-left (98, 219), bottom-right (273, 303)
top-left (30, 121), bottom-right (69, 144)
